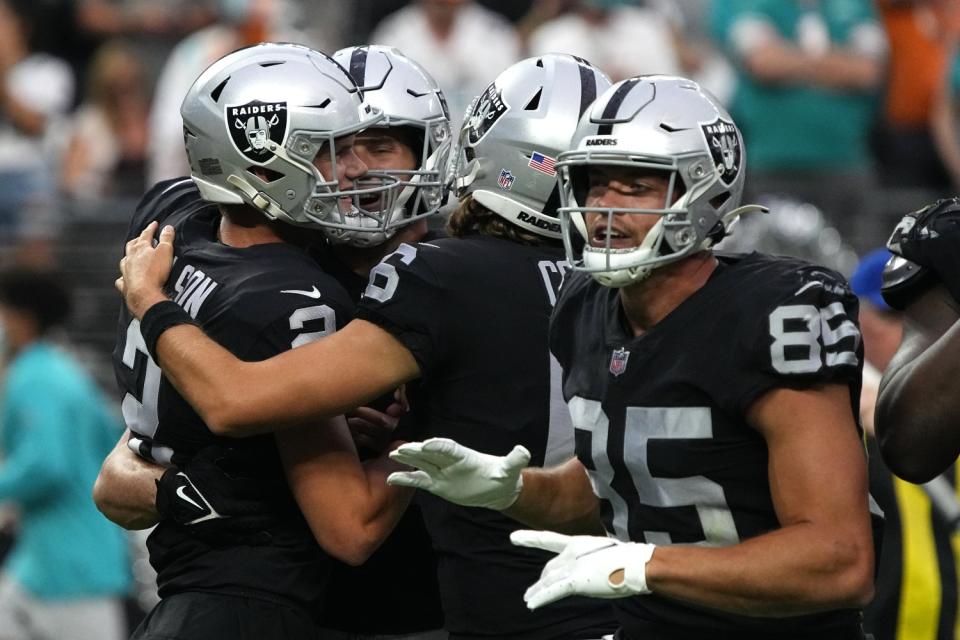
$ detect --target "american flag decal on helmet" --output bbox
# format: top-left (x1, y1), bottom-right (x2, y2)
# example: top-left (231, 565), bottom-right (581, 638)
top-left (528, 151), bottom-right (556, 176)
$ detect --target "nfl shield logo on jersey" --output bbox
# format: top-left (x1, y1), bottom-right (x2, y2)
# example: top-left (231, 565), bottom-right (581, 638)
top-left (609, 347), bottom-right (630, 377)
top-left (498, 168), bottom-right (516, 191)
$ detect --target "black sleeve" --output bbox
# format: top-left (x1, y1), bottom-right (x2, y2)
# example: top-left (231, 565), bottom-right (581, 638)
top-left (355, 243), bottom-right (447, 378)
top-left (728, 264), bottom-right (863, 416)
top-left (549, 271), bottom-right (592, 371)
top-left (125, 177), bottom-right (199, 241)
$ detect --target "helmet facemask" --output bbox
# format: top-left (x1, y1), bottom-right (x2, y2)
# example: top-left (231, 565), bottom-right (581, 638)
top-left (560, 152), bottom-right (718, 287)
top-left (557, 75), bottom-right (762, 288)
top-left (336, 117), bottom-right (452, 247)
top-left (329, 45), bottom-right (454, 248)
top-left (278, 124), bottom-right (402, 246)
top-left (181, 44), bottom-right (405, 234)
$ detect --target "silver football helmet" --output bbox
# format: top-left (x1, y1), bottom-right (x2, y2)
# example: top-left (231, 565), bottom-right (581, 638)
top-left (331, 45), bottom-right (452, 247)
top-left (181, 42), bottom-right (398, 230)
top-left (558, 75), bottom-right (764, 287)
top-left (454, 54), bottom-right (612, 239)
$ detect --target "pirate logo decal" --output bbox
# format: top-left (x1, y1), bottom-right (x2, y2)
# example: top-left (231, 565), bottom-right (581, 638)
top-left (467, 82), bottom-right (508, 144)
top-left (700, 118), bottom-right (741, 186)
top-left (227, 100), bottom-right (288, 163)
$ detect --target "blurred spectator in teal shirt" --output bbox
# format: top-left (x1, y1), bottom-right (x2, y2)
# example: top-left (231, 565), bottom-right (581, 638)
top-left (711, 0), bottom-right (887, 252)
top-left (0, 268), bottom-right (130, 640)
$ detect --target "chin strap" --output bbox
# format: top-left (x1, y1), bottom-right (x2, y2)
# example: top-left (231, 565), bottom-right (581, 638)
top-left (226, 174), bottom-right (288, 221)
top-left (721, 203), bottom-right (769, 227)
top-left (720, 204), bottom-right (770, 230)
top-left (709, 204), bottom-right (769, 245)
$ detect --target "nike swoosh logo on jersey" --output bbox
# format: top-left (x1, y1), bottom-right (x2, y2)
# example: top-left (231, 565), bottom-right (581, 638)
top-left (793, 281), bottom-right (823, 297)
top-left (281, 286), bottom-right (322, 299)
top-left (176, 482), bottom-right (204, 511)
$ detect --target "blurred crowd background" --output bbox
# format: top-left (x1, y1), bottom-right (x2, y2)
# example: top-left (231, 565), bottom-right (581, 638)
top-left (0, 0), bottom-right (959, 636)
top-left (1, 0), bottom-right (958, 377)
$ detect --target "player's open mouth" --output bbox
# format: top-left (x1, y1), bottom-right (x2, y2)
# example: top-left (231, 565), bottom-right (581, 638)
top-left (590, 224), bottom-right (633, 249)
top-left (358, 193), bottom-right (383, 210)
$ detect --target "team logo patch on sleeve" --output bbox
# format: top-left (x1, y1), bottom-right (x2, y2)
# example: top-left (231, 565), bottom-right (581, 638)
top-left (227, 100), bottom-right (288, 163)
top-left (609, 347), bottom-right (630, 376)
top-left (700, 118), bottom-right (741, 186)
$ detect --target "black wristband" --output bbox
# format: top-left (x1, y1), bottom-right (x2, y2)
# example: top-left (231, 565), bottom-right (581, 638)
top-left (140, 300), bottom-right (194, 362)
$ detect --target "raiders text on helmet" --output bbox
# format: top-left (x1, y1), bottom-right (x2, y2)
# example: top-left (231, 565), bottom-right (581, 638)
top-left (180, 42), bottom-right (399, 230)
top-left (331, 45), bottom-right (452, 247)
top-left (454, 54), bottom-right (612, 239)
top-left (557, 75), bottom-right (763, 287)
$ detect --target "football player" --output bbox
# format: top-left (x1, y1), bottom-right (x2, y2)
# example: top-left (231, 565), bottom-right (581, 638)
top-left (94, 43), bottom-right (415, 640)
top-left (875, 198), bottom-right (960, 483)
top-left (97, 45), bottom-right (451, 639)
top-left (317, 44), bottom-right (452, 639)
top-left (386, 76), bottom-right (882, 638)
top-left (115, 54), bottom-right (619, 639)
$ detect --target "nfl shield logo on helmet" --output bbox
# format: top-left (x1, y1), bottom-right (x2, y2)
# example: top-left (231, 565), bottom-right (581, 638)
top-left (227, 100), bottom-right (288, 163)
top-left (609, 347), bottom-right (630, 377)
top-left (700, 117), bottom-right (741, 187)
top-left (498, 168), bottom-right (516, 191)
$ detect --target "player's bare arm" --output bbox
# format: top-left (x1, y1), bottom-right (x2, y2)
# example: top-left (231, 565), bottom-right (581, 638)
top-left (639, 383), bottom-right (874, 615)
top-left (117, 223), bottom-right (421, 437)
top-left (876, 283), bottom-right (960, 482)
top-left (400, 386), bottom-right (874, 615)
top-left (508, 458), bottom-right (605, 535)
top-left (276, 418), bottom-right (413, 566)
top-left (93, 429), bottom-right (163, 530)
top-left (389, 441), bottom-right (605, 535)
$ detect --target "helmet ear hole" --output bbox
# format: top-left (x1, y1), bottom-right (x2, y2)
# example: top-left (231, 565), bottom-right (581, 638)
top-left (709, 191), bottom-right (731, 210)
top-left (247, 166), bottom-right (284, 183)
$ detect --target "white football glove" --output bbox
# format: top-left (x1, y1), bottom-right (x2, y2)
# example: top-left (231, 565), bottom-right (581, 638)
top-left (510, 530), bottom-right (656, 610)
top-left (387, 437), bottom-right (530, 510)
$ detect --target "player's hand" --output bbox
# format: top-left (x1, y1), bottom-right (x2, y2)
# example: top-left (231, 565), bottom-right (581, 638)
top-left (117, 221), bottom-right (176, 320)
top-left (155, 446), bottom-right (281, 545)
top-left (510, 530), bottom-right (655, 609)
top-left (887, 198), bottom-right (960, 303)
top-left (387, 437), bottom-right (529, 510)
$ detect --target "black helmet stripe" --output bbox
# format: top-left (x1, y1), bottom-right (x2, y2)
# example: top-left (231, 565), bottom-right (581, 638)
top-left (543, 182), bottom-right (562, 217)
top-left (597, 76), bottom-right (641, 135)
top-left (577, 65), bottom-right (597, 118)
top-left (349, 46), bottom-right (369, 87)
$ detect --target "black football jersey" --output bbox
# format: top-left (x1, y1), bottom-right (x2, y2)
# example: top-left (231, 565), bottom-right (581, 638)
top-left (309, 243), bottom-right (445, 633)
top-left (551, 253), bottom-right (874, 639)
top-left (113, 178), bottom-right (354, 613)
top-left (356, 234), bottom-right (617, 640)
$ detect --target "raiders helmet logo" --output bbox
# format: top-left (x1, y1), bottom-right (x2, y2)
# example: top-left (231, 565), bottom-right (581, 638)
top-left (700, 118), bottom-right (741, 187)
top-left (467, 82), bottom-right (509, 144)
top-left (227, 100), bottom-right (288, 163)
